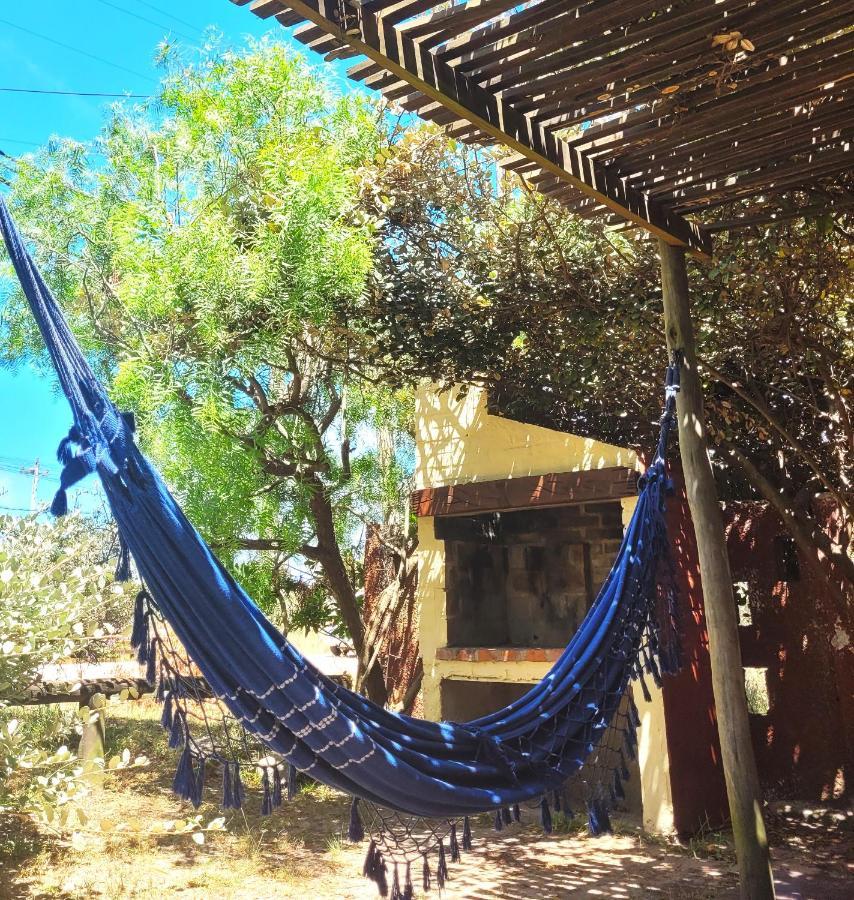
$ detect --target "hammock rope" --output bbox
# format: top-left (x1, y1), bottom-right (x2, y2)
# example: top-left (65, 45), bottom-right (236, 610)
top-left (0, 196), bottom-right (682, 891)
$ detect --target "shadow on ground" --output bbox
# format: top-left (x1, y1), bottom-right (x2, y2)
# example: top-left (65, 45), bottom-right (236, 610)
top-left (2, 701), bottom-right (851, 899)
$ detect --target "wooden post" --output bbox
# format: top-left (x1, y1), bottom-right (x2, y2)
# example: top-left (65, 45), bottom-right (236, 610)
top-left (658, 240), bottom-right (775, 900)
top-left (78, 691), bottom-right (106, 785)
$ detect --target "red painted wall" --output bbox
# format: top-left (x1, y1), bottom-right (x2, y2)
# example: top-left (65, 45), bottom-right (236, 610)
top-left (724, 500), bottom-right (853, 803)
top-left (661, 468), bottom-right (730, 834)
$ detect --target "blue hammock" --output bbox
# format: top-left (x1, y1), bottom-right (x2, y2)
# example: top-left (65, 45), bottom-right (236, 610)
top-left (0, 195), bottom-right (680, 851)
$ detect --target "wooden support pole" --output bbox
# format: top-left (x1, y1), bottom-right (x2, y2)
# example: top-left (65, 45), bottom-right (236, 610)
top-left (78, 691), bottom-right (107, 786)
top-left (658, 240), bottom-right (775, 900)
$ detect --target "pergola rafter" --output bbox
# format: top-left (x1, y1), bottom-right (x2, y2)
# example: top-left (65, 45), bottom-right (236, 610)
top-left (233, 0), bottom-right (851, 258)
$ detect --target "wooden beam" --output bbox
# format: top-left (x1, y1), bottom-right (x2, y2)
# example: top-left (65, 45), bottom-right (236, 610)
top-left (658, 241), bottom-right (775, 900)
top-left (237, 0), bottom-right (711, 256)
top-left (411, 466), bottom-right (638, 518)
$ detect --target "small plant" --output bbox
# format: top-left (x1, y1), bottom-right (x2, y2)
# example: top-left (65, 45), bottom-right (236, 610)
top-left (0, 512), bottom-right (134, 826)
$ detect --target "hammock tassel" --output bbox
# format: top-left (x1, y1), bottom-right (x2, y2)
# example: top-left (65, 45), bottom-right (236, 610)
top-left (261, 767), bottom-right (273, 817)
top-left (287, 763), bottom-right (298, 800)
top-left (191, 756), bottom-right (206, 809)
top-left (437, 840), bottom-right (448, 888)
top-left (160, 693), bottom-right (173, 731)
top-left (403, 862), bottom-right (413, 900)
top-left (167, 708), bottom-right (184, 749)
top-left (144, 638), bottom-right (157, 687)
top-left (587, 797), bottom-right (613, 837)
top-left (221, 760), bottom-right (234, 809)
top-left (172, 745), bottom-right (195, 802)
top-left (552, 789), bottom-right (562, 812)
top-left (362, 840), bottom-right (378, 879)
top-left (449, 822), bottom-right (460, 863)
top-left (629, 695), bottom-right (641, 728)
top-left (56, 428), bottom-right (81, 466)
top-left (232, 763), bottom-right (245, 809)
top-left (624, 716), bottom-right (638, 761)
top-left (462, 816), bottom-right (472, 851)
top-left (493, 808), bottom-right (504, 831)
top-left (391, 863), bottom-right (401, 900)
top-left (619, 749), bottom-right (631, 781)
top-left (512, 802), bottom-right (521, 822)
top-left (362, 840), bottom-right (388, 897)
top-left (130, 591), bottom-right (148, 655)
top-left (421, 853), bottom-right (431, 892)
top-left (114, 533), bottom-right (132, 582)
top-left (348, 796), bottom-right (365, 842)
top-left (540, 796), bottom-right (553, 835)
top-left (636, 669), bottom-right (652, 704)
top-left (373, 850), bottom-right (388, 898)
top-left (50, 488), bottom-right (68, 517)
top-left (501, 806), bottom-right (512, 826)
top-left (378, 858), bottom-right (389, 897)
top-left (272, 765), bottom-right (283, 809)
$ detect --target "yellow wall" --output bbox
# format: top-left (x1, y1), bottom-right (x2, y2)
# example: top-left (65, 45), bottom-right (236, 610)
top-left (416, 384), bottom-right (639, 718)
top-left (414, 385), bottom-right (675, 832)
top-left (415, 385), bottom-right (637, 491)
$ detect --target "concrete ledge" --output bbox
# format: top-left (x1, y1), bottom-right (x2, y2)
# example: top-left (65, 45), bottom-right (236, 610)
top-left (436, 646), bottom-right (564, 663)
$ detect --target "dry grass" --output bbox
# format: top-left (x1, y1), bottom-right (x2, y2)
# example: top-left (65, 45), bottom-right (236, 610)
top-left (2, 699), bottom-right (850, 899)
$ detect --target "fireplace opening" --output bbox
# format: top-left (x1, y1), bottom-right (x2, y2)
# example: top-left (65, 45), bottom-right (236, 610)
top-left (438, 502), bottom-right (624, 648)
top-left (439, 677), bottom-right (643, 813)
top-left (441, 679), bottom-right (534, 723)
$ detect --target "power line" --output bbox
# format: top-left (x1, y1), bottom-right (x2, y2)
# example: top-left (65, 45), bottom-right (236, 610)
top-left (0, 138), bottom-right (40, 148)
top-left (91, 0), bottom-right (198, 44)
top-left (0, 87), bottom-right (150, 99)
top-left (0, 17), bottom-right (157, 85)
top-left (133, 1), bottom-right (204, 34)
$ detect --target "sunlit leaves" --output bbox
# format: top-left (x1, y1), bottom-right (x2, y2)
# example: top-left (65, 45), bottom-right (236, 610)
top-left (0, 514), bottom-right (129, 694)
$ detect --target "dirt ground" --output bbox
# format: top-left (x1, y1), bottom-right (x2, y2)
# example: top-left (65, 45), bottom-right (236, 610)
top-left (1, 699), bottom-right (851, 900)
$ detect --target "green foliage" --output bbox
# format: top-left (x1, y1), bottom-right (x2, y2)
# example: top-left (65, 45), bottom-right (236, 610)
top-left (0, 514), bottom-right (130, 695)
top-left (1, 40), bottom-right (414, 648)
top-left (0, 513), bottom-right (133, 825)
top-left (357, 128), bottom-right (852, 527)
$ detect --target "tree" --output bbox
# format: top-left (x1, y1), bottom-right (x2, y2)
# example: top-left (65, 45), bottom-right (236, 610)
top-left (1, 41), bottom-right (415, 705)
top-left (352, 128), bottom-right (853, 628)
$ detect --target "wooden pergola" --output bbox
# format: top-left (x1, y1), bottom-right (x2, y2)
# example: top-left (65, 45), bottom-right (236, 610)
top-left (231, 2), bottom-right (852, 897)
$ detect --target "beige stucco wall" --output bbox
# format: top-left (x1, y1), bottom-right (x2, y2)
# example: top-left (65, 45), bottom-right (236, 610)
top-left (414, 384), bottom-right (674, 832)
top-left (415, 385), bottom-right (638, 491)
top-left (416, 384), bottom-right (640, 717)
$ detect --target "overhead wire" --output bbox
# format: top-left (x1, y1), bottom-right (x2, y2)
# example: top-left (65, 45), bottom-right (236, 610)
top-left (0, 87), bottom-right (151, 99)
top-left (0, 138), bottom-right (40, 149)
top-left (90, 0), bottom-right (199, 44)
top-left (0, 16), bottom-right (157, 85)
top-left (133, 1), bottom-right (205, 34)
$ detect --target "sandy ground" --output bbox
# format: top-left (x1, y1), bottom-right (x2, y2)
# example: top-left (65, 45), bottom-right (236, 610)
top-left (2, 699), bottom-right (850, 900)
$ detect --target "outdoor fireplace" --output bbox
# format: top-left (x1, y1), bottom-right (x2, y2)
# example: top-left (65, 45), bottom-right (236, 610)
top-left (439, 502), bottom-right (624, 653)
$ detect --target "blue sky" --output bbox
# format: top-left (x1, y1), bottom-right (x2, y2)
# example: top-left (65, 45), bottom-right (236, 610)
top-left (0, 1), bottom-right (358, 514)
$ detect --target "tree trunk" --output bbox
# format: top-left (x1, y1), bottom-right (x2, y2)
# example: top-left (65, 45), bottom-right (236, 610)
top-left (307, 479), bottom-right (389, 706)
top-left (659, 240), bottom-right (775, 900)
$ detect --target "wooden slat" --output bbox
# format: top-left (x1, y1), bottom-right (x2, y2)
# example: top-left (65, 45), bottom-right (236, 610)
top-left (235, 0), bottom-right (854, 237)
top-left (411, 466), bottom-right (639, 517)
top-left (235, 0), bottom-right (711, 255)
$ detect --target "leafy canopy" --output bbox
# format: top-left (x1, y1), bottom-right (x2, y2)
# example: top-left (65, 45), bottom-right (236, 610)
top-left (2, 41), bottom-right (413, 634)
